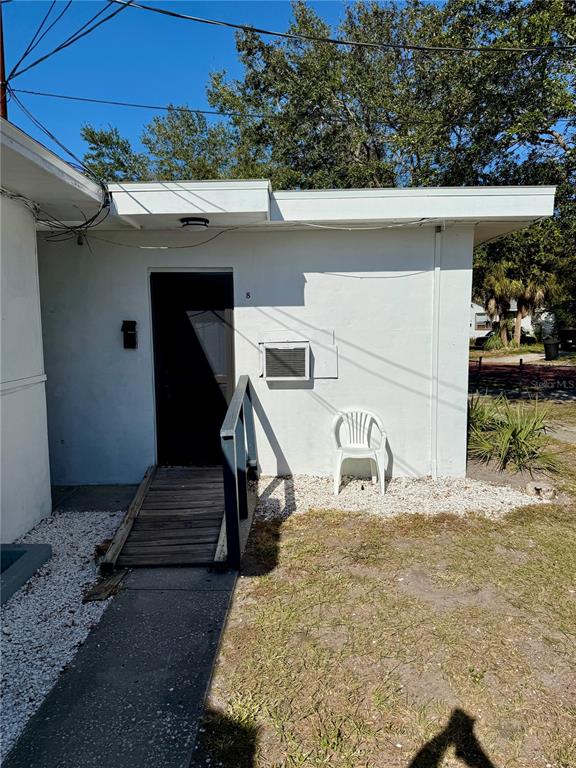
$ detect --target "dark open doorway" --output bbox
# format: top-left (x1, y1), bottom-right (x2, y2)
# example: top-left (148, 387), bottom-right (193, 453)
top-left (150, 272), bottom-right (234, 466)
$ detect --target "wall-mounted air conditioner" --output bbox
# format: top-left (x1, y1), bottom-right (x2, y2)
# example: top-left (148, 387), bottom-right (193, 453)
top-left (261, 341), bottom-right (310, 381)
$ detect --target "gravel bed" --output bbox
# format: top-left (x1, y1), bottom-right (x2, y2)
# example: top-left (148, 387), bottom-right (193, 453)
top-left (1, 509), bottom-right (122, 762)
top-left (255, 474), bottom-right (544, 522)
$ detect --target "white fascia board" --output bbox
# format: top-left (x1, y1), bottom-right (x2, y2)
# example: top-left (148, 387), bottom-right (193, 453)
top-left (271, 186), bottom-right (556, 223)
top-left (108, 180), bottom-right (271, 224)
top-left (0, 118), bottom-right (102, 209)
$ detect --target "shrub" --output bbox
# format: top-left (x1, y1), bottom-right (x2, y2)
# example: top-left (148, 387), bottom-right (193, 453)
top-left (484, 333), bottom-right (504, 351)
top-left (468, 396), bottom-right (559, 475)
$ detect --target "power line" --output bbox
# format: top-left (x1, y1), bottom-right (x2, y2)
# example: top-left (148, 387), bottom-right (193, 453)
top-left (7, 86), bottom-right (112, 234)
top-left (11, 88), bottom-right (574, 128)
top-left (9, 0), bottom-right (57, 76)
top-left (8, 1), bottom-right (129, 80)
top-left (8, 1), bottom-right (72, 79)
top-left (8, 87), bottom-right (93, 171)
top-left (110, 0), bottom-right (576, 54)
top-left (11, 88), bottom-right (273, 120)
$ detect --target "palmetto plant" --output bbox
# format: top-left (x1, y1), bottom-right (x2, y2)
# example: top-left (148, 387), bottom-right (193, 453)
top-left (468, 396), bottom-right (559, 475)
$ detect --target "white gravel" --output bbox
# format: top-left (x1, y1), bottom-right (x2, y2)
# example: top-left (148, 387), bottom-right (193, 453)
top-left (1, 509), bottom-right (122, 762)
top-left (255, 474), bottom-right (544, 521)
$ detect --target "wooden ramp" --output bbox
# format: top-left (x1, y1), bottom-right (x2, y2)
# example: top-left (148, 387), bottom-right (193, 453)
top-left (103, 465), bottom-right (225, 570)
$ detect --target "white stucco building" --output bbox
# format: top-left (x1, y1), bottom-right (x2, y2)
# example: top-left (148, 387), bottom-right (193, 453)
top-left (1, 119), bottom-right (103, 541)
top-left (1, 119), bottom-right (556, 541)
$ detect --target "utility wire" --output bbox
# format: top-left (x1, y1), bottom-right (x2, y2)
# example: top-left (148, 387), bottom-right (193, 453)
top-left (25, 2), bottom-right (73, 55)
top-left (7, 87), bottom-right (111, 236)
top-left (8, 86), bottom-right (94, 173)
top-left (8, 1), bottom-right (73, 79)
top-left (11, 88), bottom-right (574, 127)
top-left (109, 0), bottom-right (576, 54)
top-left (8, 1), bottom-right (129, 80)
top-left (9, 0), bottom-right (57, 77)
top-left (11, 88), bottom-right (273, 120)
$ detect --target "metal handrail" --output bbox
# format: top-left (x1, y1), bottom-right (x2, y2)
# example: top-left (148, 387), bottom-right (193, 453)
top-left (220, 375), bottom-right (258, 569)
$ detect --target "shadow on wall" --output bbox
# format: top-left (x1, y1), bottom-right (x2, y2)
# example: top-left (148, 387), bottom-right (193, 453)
top-left (249, 387), bottom-right (292, 476)
top-left (192, 707), bottom-right (495, 768)
top-left (252, 381), bottom-right (407, 481)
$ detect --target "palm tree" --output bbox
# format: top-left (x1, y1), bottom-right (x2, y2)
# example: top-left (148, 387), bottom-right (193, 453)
top-left (480, 264), bottom-right (521, 345)
top-left (514, 280), bottom-right (547, 345)
top-left (478, 265), bottom-right (557, 347)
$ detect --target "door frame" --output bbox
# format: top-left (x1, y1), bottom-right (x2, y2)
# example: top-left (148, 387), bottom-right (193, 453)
top-left (147, 267), bottom-right (235, 465)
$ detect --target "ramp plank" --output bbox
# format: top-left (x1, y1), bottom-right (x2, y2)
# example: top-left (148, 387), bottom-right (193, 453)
top-left (110, 466), bottom-right (226, 569)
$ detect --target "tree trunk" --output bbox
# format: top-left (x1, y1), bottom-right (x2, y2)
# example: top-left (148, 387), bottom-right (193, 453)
top-left (514, 309), bottom-right (523, 345)
top-left (499, 320), bottom-right (508, 345)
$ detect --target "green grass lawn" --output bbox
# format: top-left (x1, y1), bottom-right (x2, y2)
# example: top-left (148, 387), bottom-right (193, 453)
top-left (197, 433), bottom-right (576, 767)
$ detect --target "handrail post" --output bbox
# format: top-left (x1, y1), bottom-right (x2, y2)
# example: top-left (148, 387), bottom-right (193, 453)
top-left (220, 375), bottom-right (257, 569)
top-left (221, 434), bottom-right (241, 569)
top-left (243, 386), bottom-right (257, 471)
top-left (236, 415), bottom-right (248, 520)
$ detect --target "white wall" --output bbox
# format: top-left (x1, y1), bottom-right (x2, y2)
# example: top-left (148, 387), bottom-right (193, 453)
top-left (1, 196), bottom-right (52, 541)
top-left (38, 226), bottom-right (473, 484)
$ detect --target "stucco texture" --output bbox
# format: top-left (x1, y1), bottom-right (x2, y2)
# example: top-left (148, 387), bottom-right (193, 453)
top-left (38, 226), bottom-right (473, 484)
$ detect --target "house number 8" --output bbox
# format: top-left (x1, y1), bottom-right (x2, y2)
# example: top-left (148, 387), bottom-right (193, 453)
top-left (245, 291), bottom-right (251, 299)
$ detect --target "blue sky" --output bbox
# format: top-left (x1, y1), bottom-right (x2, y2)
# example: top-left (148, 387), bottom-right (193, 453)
top-left (3, 1), bottom-right (362, 160)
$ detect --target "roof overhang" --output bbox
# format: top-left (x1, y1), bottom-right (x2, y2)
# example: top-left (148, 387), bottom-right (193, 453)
top-left (0, 124), bottom-right (554, 246)
top-left (104, 181), bottom-right (555, 245)
top-left (0, 118), bottom-right (103, 220)
top-left (272, 186), bottom-right (557, 246)
top-left (108, 180), bottom-right (271, 228)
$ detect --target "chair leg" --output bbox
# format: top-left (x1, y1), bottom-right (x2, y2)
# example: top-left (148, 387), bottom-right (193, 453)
top-left (377, 452), bottom-right (386, 495)
top-left (334, 453), bottom-right (343, 495)
top-left (371, 458), bottom-right (378, 485)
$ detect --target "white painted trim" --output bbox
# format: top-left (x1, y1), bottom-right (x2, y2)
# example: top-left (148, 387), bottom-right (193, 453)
top-left (109, 180), bottom-right (271, 192)
top-left (273, 186), bottom-right (556, 199)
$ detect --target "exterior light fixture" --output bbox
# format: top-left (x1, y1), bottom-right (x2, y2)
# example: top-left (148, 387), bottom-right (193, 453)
top-left (180, 216), bottom-right (209, 228)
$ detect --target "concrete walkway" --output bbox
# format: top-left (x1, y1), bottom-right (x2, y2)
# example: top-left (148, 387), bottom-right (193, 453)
top-left (479, 352), bottom-right (545, 364)
top-left (550, 425), bottom-right (576, 445)
top-left (4, 567), bottom-right (236, 768)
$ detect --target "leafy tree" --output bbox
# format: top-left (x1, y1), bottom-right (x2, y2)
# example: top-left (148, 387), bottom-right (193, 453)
top-left (81, 125), bottom-right (149, 181)
top-left (141, 109), bottom-right (235, 180)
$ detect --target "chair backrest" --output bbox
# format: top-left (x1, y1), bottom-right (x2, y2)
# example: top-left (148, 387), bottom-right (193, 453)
top-left (333, 409), bottom-right (384, 449)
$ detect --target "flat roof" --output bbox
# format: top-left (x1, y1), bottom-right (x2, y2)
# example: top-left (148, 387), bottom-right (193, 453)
top-left (0, 123), bottom-right (556, 245)
top-left (107, 180), bottom-right (556, 244)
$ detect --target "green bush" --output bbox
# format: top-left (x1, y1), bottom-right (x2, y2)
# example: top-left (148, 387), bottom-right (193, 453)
top-left (484, 333), bottom-right (504, 351)
top-left (468, 396), bottom-right (559, 475)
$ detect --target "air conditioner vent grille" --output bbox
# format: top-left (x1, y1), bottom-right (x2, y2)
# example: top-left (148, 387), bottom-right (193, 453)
top-left (261, 341), bottom-right (310, 381)
top-left (265, 347), bottom-right (307, 378)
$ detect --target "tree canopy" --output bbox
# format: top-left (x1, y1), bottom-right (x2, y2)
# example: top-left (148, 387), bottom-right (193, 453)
top-left (82, 0), bottom-right (576, 322)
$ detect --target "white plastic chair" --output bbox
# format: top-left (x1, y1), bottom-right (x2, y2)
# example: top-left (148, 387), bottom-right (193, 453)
top-left (332, 409), bottom-right (387, 495)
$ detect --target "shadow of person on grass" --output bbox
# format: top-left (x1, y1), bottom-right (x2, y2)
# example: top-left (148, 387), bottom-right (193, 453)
top-left (408, 708), bottom-right (497, 768)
